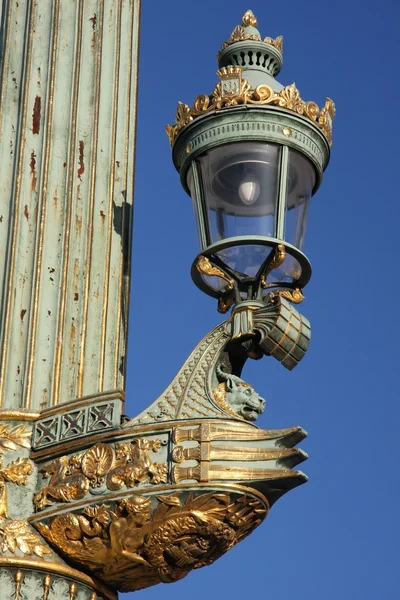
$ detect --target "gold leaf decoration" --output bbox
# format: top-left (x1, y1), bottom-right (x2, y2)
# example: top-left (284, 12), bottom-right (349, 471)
top-left (36, 491), bottom-right (268, 593)
top-left (34, 439), bottom-right (169, 511)
top-left (278, 288), bottom-right (305, 304)
top-left (0, 424), bottom-right (32, 453)
top-left (0, 457), bottom-right (33, 486)
top-left (81, 443), bottom-right (114, 486)
top-left (196, 256), bottom-right (234, 291)
top-left (166, 78), bottom-right (335, 147)
top-left (0, 519), bottom-right (51, 557)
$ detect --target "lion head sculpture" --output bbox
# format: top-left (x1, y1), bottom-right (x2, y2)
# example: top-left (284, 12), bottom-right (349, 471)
top-left (212, 365), bottom-right (266, 421)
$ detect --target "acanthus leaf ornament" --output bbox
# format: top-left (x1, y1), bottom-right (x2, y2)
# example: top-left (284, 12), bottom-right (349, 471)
top-left (0, 519), bottom-right (51, 557)
top-left (0, 424), bottom-right (32, 453)
top-left (166, 76), bottom-right (335, 146)
top-left (263, 35), bottom-right (283, 53)
top-left (0, 424), bottom-right (51, 559)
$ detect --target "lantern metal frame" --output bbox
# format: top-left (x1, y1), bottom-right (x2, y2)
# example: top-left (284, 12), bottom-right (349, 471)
top-left (172, 105), bottom-right (329, 305)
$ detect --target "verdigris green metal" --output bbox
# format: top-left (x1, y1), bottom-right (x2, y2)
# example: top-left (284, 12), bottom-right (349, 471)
top-left (173, 106), bottom-right (330, 194)
top-left (191, 236), bottom-right (312, 299)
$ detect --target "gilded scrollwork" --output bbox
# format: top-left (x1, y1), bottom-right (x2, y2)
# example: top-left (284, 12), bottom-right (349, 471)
top-left (35, 491), bottom-right (267, 593)
top-left (269, 288), bottom-right (305, 304)
top-left (34, 439), bottom-right (168, 511)
top-left (166, 75), bottom-right (335, 146)
top-left (196, 256), bottom-right (234, 291)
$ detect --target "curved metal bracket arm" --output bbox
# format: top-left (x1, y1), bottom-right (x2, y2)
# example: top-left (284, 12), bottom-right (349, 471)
top-left (26, 299), bottom-right (310, 595)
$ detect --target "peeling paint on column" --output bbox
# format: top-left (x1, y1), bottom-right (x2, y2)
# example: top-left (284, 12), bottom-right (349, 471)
top-left (32, 95), bottom-right (41, 134)
top-left (77, 140), bottom-right (85, 180)
top-left (0, 0), bottom-right (140, 410)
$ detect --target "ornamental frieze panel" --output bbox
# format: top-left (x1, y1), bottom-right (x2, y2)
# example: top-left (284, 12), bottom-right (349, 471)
top-left (34, 438), bottom-right (169, 511)
top-left (33, 397), bottom-right (123, 450)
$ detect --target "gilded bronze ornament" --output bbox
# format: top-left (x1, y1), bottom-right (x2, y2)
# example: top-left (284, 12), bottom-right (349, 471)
top-left (36, 491), bottom-right (267, 593)
top-left (260, 244), bottom-right (287, 288)
top-left (196, 256), bottom-right (235, 291)
top-left (166, 76), bottom-right (335, 146)
top-left (218, 10), bottom-right (283, 56)
top-left (34, 439), bottom-right (168, 510)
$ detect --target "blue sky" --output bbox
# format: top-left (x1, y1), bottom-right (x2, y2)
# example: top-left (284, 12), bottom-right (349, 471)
top-left (126, 1), bottom-right (398, 598)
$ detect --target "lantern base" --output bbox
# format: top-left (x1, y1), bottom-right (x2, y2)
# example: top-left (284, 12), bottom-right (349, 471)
top-left (191, 236), bottom-right (311, 311)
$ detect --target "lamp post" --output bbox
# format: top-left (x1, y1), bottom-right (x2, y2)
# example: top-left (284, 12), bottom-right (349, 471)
top-left (0, 7), bottom-right (334, 599)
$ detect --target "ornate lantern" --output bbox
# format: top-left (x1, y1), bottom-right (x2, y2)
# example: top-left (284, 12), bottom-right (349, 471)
top-left (167, 10), bottom-right (335, 318)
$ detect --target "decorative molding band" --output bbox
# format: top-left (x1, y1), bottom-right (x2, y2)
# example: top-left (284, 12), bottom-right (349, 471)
top-left (32, 397), bottom-right (123, 450)
top-left (0, 558), bottom-right (117, 599)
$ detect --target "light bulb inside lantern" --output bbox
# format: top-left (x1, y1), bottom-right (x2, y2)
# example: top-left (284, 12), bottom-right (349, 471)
top-left (238, 176), bottom-right (260, 205)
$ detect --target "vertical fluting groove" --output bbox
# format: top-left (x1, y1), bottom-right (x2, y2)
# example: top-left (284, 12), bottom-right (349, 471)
top-left (0, 0), bottom-right (14, 391)
top-left (99, 0), bottom-right (122, 390)
top-left (114, 0), bottom-right (141, 387)
top-left (52, 0), bottom-right (84, 406)
top-left (0, 0), bottom-right (12, 138)
top-left (77, 0), bottom-right (105, 397)
top-left (114, 0), bottom-right (135, 387)
top-left (0, 1), bottom-right (36, 406)
top-left (25, 0), bottom-right (60, 409)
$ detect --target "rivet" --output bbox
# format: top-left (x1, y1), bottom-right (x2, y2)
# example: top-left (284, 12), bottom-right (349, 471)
top-left (283, 127), bottom-right (292, 137)
top-left (186, 143), bottom-right (192, 154)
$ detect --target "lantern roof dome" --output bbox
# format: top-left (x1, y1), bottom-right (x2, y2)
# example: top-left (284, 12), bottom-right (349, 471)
top-left (217, 10), bottom-right (284, 90)
top-left (166, 11), bottom-right (335, 149)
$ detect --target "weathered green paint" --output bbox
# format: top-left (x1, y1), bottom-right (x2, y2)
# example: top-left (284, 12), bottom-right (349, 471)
top-left (0, 0), bottom-right (140, 411)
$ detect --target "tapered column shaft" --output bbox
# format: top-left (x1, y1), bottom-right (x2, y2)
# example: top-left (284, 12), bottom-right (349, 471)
top-left (0, 0), bottom-right (140, 410)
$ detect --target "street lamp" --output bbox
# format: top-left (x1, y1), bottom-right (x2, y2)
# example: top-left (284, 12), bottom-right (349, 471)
top-left (167, 10), bottom-right (334, 319)
top-left (0, 8), bottom-right (335, 597)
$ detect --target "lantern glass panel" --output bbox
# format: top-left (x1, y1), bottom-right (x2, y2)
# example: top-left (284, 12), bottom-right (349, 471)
top-left (196, 142), bottom-right (280, 242)
top-left (187, 142), bottom-right (281, 275)
top-left (284, 149), bottom-right (315, 249)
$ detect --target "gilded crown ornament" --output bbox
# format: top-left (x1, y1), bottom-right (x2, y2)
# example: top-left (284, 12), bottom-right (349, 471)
top-left (166, 10), bottom-right (335, 147)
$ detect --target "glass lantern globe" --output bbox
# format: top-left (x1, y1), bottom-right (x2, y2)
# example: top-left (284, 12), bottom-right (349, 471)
top-left (187, 139), bottom-right (316, 300)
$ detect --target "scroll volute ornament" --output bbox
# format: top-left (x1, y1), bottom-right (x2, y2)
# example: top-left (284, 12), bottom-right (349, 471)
top-left (166, 78), bottom-right (336, 146)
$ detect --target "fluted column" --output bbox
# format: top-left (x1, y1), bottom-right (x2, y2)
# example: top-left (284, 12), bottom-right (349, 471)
top-left (0, 0), bottom-right (140, 411)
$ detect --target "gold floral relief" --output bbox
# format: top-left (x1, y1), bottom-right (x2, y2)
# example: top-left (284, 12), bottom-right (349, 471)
top-left (0, 424), bottom-right (32, 453)
top-left (166, 75), bottom-right (335, 147)
top-left (36, 491), bottom-right (267, 593)
top-left (0, 424), bottom-right (50, 558)
top-left (34, 439), bottom-right (168, 511)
